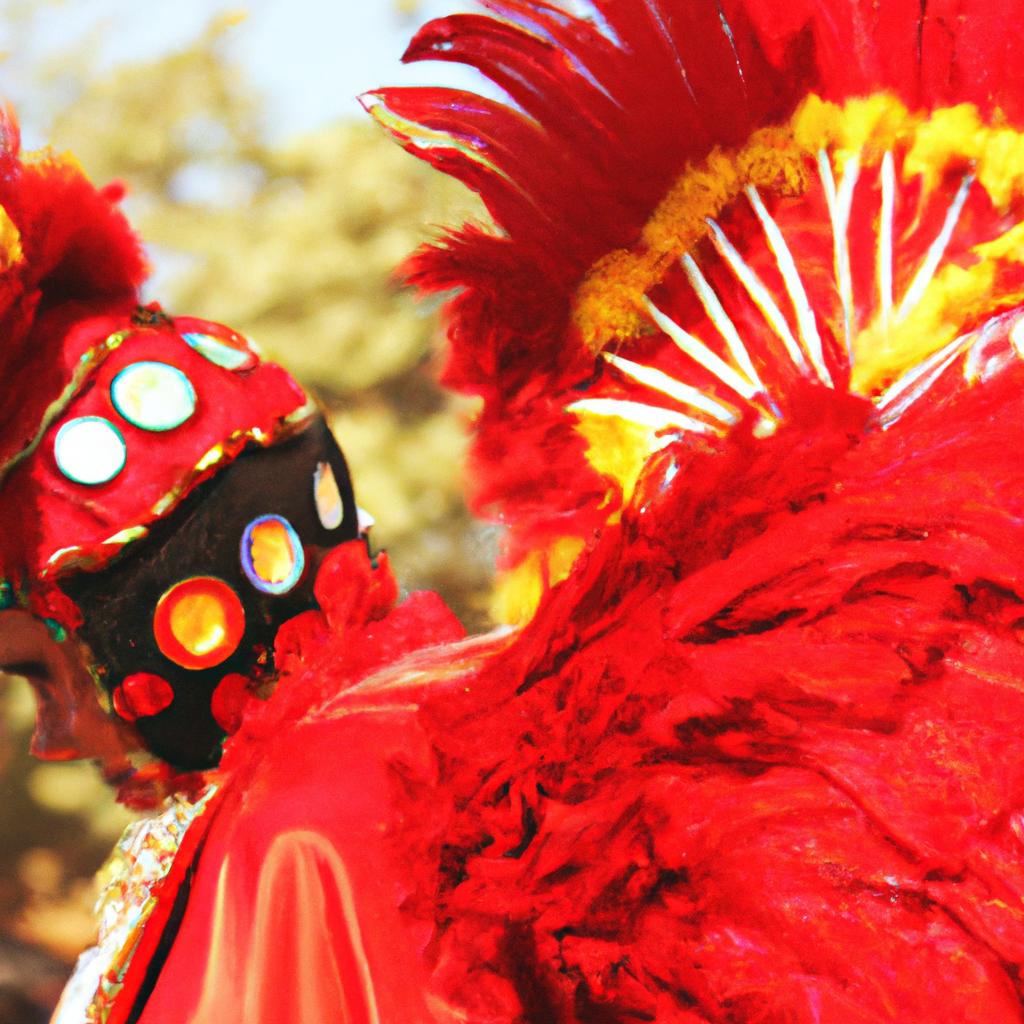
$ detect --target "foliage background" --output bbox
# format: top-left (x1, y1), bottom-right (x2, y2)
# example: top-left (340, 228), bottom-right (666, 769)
top-left (0, 4), bottom-right (492, 1018)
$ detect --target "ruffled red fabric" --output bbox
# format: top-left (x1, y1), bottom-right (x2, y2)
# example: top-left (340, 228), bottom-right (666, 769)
top-left (219, 542), bottom-right (466, 774)
top-left (410, 352), bottom-right (1024, 1022)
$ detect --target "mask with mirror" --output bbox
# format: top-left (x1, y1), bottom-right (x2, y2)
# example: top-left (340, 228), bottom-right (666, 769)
top-left (0, 119), bottom-right (362, 789)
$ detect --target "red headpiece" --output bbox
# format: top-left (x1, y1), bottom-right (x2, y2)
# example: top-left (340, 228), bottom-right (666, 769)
top-left (0, 114), bottom-right (312, 621)
top-left (0, 113), bottom-right (361, 771)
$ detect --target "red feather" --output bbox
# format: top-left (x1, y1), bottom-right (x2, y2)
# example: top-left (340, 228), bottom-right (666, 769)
top-left (365, 1), bottom-right (1024, 1020)
top-left (0, 110), bottom-right (147, 469)
top-left (367, 0), bottom-right (1024, 568)
top-left (405, 354), bottom-right (1024, 1020)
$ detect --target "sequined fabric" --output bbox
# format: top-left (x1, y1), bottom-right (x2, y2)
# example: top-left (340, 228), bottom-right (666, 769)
top-left (52, 786), bottom-right (217, 1024)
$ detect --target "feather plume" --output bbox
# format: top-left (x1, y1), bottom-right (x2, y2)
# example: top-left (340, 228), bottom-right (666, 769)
top-left (366, 0), bottom-right (1024, 615)
top-left (364, 4), bottom-right (1024, 1019)
top-left (0, 109), bottom-right (147, 471)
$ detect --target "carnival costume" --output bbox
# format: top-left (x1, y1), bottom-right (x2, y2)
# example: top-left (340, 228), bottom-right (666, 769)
top-left (364, 0), bottom-right (1024, 1020)
top-left (7, 0), bottom-right (1024, 1021)
top-left (0, 114), bottom-right (461, 1022)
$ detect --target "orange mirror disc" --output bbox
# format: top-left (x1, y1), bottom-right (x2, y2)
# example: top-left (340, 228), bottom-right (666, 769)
top-left (153, 576), bottom-right (246, 670)
top-left (240, 515), bottom-right (304, 594)
top-left (251, 520), bottom-right (295, 583)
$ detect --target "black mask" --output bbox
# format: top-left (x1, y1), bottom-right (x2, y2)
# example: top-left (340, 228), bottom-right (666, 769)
top-left (61, 416), bottom-right (358, 769)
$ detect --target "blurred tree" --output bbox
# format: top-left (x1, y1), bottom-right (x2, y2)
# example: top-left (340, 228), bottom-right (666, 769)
top-left (0, 6), bottom-right (493, 1011)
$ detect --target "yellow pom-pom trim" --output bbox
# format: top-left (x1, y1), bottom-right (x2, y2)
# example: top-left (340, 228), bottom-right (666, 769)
top-left (573, 125), bottom-right (808, 350)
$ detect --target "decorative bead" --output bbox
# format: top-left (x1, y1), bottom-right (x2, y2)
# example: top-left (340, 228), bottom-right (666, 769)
top-left (181, 330), bottom-right (257, 372)
top-left (240, 515), bottom-right (305, 595)
top-left (153, 577), bottom-right (246, 671)
top-left (313, 461), bottom-right (344, 530)
top-left (210, 673), bottom-right (251, 734)
top-left (110, 361), bottom-right (196, 432)
top-left (113, 672), bottom-right (175, 721)
top-left (53, 416), bottom-right (126, 485)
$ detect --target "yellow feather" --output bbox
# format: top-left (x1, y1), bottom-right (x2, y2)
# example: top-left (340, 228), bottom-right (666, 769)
top-left (491, 536), bottom-right (586, 625)
top-left (0, 205), bottom-right (23, 269)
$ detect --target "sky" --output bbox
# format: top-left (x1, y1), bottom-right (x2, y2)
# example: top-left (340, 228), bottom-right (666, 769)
top-left (239, 0), bottom-right (484, 131)
top-left (0, 0), bottom-right (486, 146)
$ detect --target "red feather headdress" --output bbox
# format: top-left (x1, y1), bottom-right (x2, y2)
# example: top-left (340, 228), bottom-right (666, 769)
top-left (367, 3), bottom-right (1024, 1020)
top-left (367, 0), bottom-right (1024, 620)
top-left (0, 111), bottom-right (147, 469)
top-left (0, 115), bottom-right (310, 620)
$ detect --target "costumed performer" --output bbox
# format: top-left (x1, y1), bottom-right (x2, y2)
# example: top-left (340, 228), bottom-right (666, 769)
top-left (12, 0), bottom-right (1024, 1021)
top-left (0, 110), bottom-right (467, 1024)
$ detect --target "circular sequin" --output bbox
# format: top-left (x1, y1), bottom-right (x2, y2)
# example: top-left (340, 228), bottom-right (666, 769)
top-left (153, 577), bottom-right (245, 671)
top-left (313, 461), bottom-right (344, 530)
top-left (113, 672), bottom-right (175, 721)
top-left (182, 330), bottom-right (258, 372)
top-left (54, 417), bottom-right (127, 485)
top-left (240, 515), bottom-right (305, 595)
top-left (111, 361), bottom-right (196, 432)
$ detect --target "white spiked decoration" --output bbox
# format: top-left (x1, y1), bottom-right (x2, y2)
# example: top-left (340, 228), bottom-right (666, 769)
top-left (896, 175), bottom-right (973, 323)
top-left (565, 137), bottom-right (1024, 471)
top-left (566, 398), bottom-right (715, 437)
top-left (641, 297), bottom-right (761, 401)
top-left (705, 216), bottom-right (809, 374)
top-left (680, 253), bottom-right (765, 394)
top-left (818, 150), bottom-right (859, 358)
top-left (877, 150), bottom-right (897, 330)
top-left (876, 333), bottom-right (973, 427)
top-left (603, 354), bottom-right (739, 426)
top-left (744, 185), bottom-right (833, 386)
